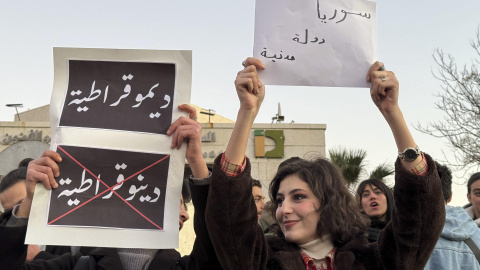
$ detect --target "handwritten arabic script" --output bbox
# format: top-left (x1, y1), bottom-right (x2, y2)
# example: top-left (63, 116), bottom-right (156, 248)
top-left (253, 0), bottom-right (376, 87)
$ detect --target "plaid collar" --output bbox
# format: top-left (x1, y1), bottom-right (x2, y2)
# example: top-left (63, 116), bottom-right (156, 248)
top-left (300, 247), bottom-right (335, 270)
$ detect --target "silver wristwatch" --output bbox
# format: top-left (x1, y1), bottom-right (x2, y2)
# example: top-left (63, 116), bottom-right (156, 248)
top-left (398, 146), bottom-right (420, 162)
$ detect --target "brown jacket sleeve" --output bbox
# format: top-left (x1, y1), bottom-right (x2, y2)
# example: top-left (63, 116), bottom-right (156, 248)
top-left (205, 155), bottom-right (269, 270)
top-left (373, 153), bottom-right (445, 269)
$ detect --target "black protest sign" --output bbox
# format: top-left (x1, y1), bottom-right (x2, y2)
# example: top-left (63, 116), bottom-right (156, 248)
top-left (47, 145), bottom-right (170, 230)
top-left (59, 60), bottom-right (175, 134)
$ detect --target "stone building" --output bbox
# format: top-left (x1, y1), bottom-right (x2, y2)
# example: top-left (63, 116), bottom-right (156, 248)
top-left (0, 104), bottom-right (326, 255)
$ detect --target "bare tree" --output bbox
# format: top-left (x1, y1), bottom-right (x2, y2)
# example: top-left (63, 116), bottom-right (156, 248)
top-left (417, 28), bottom-right (480, 172)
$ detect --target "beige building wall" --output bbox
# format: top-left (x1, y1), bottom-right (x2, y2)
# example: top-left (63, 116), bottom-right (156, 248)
top-left (16, 105), bottom-right (50, 122)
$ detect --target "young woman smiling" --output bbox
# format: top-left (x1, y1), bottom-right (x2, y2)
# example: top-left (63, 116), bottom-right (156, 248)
top-left (205, 58), bottom-right (445, 269)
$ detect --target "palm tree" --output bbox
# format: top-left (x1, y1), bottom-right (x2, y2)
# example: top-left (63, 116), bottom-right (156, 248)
top-left (369, 162), bottom-right (394, 181)
top-left (329, 147), bottom-right (394, 187)
top-left (329, 147), bottom-right (367, 187)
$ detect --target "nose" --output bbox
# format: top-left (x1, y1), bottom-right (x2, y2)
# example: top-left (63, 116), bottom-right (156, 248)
top-left (278, 200), bottom-right (293, 216)
top-left (260, 200), bottom-right (265, 210)
top-left (180, 206), bottom-right (189, 222)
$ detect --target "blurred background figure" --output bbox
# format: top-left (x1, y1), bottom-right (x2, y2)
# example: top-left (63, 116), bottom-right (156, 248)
top-left (424, 162), bottom-right (480, 269)
top-left (356, 178), bottom-right (394, 243)
top-left (465, 172), bottom-right (480, 227)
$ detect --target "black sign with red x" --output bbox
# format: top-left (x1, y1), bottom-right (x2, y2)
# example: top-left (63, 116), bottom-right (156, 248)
top-left (47, 145), bottom-right (170, 230)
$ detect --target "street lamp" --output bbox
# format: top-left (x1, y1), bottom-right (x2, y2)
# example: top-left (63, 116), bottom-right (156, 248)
top-left (6, 104), bottom-right (23, 121)
top-left (200, 109), bottom-right (216, 123)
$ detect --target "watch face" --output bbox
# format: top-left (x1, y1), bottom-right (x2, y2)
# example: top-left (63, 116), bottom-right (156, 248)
top-left (404, 149), bottom-right (419, 160)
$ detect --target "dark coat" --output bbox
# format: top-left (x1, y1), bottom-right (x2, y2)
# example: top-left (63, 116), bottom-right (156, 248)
top-left (205, 154), bottom-right (445, 270)
top-left (0, 180), bottom-right (221, 270)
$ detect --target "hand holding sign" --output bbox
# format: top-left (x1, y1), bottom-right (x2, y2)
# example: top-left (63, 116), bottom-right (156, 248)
top-left (235, 57), bottom-right (266, 113)
top-left (17, 150), bottom-right (61, 217)
top-left (168, 104), bottom-right (209, 179)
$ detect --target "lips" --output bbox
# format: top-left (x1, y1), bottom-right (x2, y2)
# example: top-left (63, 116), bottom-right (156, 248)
top-left (370, 201), bottom-right (379, 207)
top-left (283, 220), bottom-right (299, 228)
top-left (179, 220), bottom-right (184, 230)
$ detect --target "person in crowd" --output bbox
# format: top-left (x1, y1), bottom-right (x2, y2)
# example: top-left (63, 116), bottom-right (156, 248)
top-left (205, 58), bottom-right (444, 269)
top-left (424, 162), bottom-right (480, 269)
top-left (259, 201), bottom-right (276, 235)
top-left (356, 178), bottom-right (394, 242)
top-left (0, 167), bottom-right (27, 211)
top-left (253, 179), bottom-right (266, 220)
top-left (18, 158), bottom-right (34, 168)
top-left (465, 172), bottom-right (480, 227)
top-left (0, 162), bottom-right (94, 261)
top-left (0, 104), bottom-right (222, 270)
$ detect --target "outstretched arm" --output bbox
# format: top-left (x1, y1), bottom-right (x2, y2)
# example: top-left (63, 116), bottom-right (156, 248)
top-left (366, 62), bottom-right (444, 269)
top-left (367, 62), bottom-right (421, 169)
top-left (206, 58), bottom-right (270, 270)
top-left (224, 57), bottom-right (265, 164)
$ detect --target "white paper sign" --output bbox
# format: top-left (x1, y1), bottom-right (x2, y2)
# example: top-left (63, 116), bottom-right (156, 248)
top-left (25, 48), bottom-right (192, 249)
top-left (254, 0), bottom-right (376, 87)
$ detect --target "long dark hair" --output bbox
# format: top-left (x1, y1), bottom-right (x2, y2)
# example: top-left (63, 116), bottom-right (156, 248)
top-left (269, 158), bottom-right (368, 246)
top-left (356, 179), bottom-right (394, 223)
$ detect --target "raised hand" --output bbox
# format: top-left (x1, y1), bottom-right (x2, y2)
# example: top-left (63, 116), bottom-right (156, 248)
top-left (17, 150), bottom-right (62, 217)
top-left (367, 61), bottom-right (400, 115)
top-left (167, 104), bottom-right (208, 179)
top-left (235, 57), bottom-right (266, 114)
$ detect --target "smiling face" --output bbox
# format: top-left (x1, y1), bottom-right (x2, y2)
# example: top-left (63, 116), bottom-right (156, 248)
top-left (275, 174), bottom-right (321, 245)
top-left (361, 184), bottom-right (388, 221)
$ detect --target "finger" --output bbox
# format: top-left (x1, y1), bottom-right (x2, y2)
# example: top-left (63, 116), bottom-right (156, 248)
top-left (370, 85), bottom-right (380, 103)
top-left (28, 163), bottom-right (57, 190)
top-left (178, 125), bottom-right (202, 150)
top-left (168, 116), bottom-right (197, 136)
top-left (235, 77), bottom-right (254, 93)
top-left (29, 155), bottom-right (61, 178)
top-left (177, 104), bottom-right (197, 120)
top-left (40, 150), bottom-right (62, 163)
top-left (238, 71), bottom-right (259, 94)
top-left (169, 117), bottom-right (201, 148)
top-left (366, 61), bottom-right (384, 82)
top-left (175, 126), bottom-right (194, 149)
top-left (244, 57), bottom-right (266, 70)
top-left (237, 66), bottom-right (259, 92)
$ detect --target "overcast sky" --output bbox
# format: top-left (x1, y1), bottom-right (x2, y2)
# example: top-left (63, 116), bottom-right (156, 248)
top-left (1, 0), bottom-right (479, 206)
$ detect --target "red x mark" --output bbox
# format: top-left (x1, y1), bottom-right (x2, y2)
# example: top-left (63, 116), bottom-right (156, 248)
top-left (48, 145), bottom-right (170, 230)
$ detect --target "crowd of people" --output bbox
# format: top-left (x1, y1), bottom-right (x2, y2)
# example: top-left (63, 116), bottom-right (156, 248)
top-left (1, 58), bottom-right (480, 269)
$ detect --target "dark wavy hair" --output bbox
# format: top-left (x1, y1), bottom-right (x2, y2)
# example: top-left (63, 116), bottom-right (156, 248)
top-left (435, 161), bottom-right (452, 202)
top-left (356, 179), bottom-right (394, 223)
top-left (269, 158), bottom-right (369, 246)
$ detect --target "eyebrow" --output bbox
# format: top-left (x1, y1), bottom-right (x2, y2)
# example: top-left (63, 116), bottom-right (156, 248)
top-left (473, 189), bottom-right (480, 192)
top-left (277, 188), bottom-right (307, 197)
